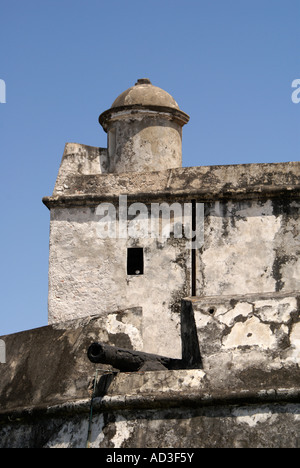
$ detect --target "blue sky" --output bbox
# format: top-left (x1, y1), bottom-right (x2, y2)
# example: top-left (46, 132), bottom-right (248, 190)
top-left (0, 0), bottom-right (299, 335)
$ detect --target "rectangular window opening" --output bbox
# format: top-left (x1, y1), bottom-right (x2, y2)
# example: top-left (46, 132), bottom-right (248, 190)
top-left (127, 248), bottom-right (144, 275)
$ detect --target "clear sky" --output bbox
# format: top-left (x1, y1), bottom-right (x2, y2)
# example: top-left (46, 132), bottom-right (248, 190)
top-left (0, 0), bottom-right (299, 335)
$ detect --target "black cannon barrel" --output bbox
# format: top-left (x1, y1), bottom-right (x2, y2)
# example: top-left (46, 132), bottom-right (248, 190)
top-left (87, 342), bottom-right (179, 372)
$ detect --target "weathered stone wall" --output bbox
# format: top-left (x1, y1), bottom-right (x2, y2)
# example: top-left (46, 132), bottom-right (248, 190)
top-left (45, 152), bottom-right (300, 361)
top-left (48, 158), bottom-right (300, 200)
top-left (25, 149), bottom-right (300, 448)
top-left (197, 198), bottom-right (300, 296)
top-left (1, 368), bottom-right (300, 448)
top-left (31, 403), bottom-right (300, 449)
top-left (182, 292), bottom-right (300, 383)
top-left (48, 204), bottom-right (191, 358)
top-left (0, 287), bottom-right (299, 448)
top-left (0, 310), bottom-right (142, 412)
top-left (47, 195), bottom-right (299, 359)
top-left (53, 143), bottom-right (108, 193)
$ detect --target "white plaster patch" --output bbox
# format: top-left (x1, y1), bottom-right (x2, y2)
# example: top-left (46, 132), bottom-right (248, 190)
top-left (89, 414), bottom-right (105, 448)
top-left (111, 415), bottom-right (134, 448)
top-left (218, 302), bottom-right (253, 327)
top-left (45, 419), bottom-right (89, 448)
top-left (232, 406), bottom-right (275, 427)
top-left (138, 369), bottom-right (206, 394)
top-left (222, 316), bottom-right (276, 350)
top-left (194, 310), bottom-right (212, 329)
top-left (288, 322), bottom-right (300, 364)
top-left (106, 314), bottom-right (143, 350)
top-left (255, 297), bottom-right (297, 323)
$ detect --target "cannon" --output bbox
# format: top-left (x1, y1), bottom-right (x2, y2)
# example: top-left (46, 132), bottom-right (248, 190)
top-left (87, 342), bottom-right (182, 372)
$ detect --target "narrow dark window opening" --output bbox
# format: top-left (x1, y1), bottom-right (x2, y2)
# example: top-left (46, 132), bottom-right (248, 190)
top-left (127, 248), bottom-right (144, 275)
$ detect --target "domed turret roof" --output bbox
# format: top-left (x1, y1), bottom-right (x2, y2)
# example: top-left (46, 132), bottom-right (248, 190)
top-left (99, 78), bottom-right (189, 131)
top-left (111, 78), bottom-right (180, 110)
